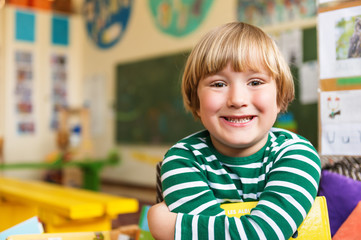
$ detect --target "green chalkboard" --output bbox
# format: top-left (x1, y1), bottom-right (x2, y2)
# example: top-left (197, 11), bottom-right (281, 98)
top-left (115, 53), bottom-right (203, 144)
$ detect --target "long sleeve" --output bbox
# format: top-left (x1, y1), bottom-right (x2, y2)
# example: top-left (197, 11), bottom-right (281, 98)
top-left (161, 129), bottom-right (321, 240)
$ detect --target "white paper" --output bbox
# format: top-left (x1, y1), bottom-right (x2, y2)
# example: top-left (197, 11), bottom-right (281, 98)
top-left (318, 0), bottom-right (337, 4)
top-left (318, 5), bottom-right (361, 79)
top-left (84, 74), bottom-right (106, 136)
top-left (320, 89), bottom-right (361, 155)
top-left (279, 29), bottom-right (303, 66)
top-left (300, 61), bottom-right (319, 104)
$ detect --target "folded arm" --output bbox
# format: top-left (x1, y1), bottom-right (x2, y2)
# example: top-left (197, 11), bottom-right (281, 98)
top-left (148, 202), bottom-right (176, 240)
top-left (149, 139), bottom-right (321, 239)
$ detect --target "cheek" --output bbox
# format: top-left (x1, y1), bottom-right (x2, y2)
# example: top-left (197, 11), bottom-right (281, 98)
top-left (199, 92), bottom-right (223, 115)
top-left (253, 90), bottom-right (278, 111)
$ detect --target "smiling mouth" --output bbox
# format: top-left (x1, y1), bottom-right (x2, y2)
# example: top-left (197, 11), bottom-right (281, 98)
top-left (224, 116), bottom-right (254, 123)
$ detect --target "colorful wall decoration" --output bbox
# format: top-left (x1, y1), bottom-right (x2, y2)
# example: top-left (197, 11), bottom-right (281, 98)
top-left (335, 14), bottom-right (361, 60)
top-left (50, 54), bottom-right (68, 129)
top-left (319, 5), bottom-right (361, 79)
top-left (148, 0), bottom-right (214, 37)
top-left (237, 0), bottom-right (316, 27)
top-left (14, 50), bottom-right (35, 134)
top-left (83, 0), bottom-right (133, 49)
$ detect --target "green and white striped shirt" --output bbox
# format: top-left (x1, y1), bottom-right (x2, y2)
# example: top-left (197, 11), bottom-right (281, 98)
top-left (161, 128), bottom-right (321, 240)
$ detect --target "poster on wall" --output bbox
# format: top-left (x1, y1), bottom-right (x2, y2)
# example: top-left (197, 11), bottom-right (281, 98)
top-left (148, 0), bottom-right (214, 37)
top-left (51, 15), bottom-right (69, 46)
top-left (14, 50), bottom-right (35, 134)
top-left (320, 89), bottom-right (361, 155)
top-left (50, 53), bottom-right (68, 129)
top-left (237, 0), bottom-right (316, 27)
top-left (83, 0), bottom-right (133, 49)
top-left (15, 10), bottom-right (36, 43)
top-left (318, 4), bottom-right (361, 79)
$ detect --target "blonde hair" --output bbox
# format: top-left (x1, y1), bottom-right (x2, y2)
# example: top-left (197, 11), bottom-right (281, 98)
top-left (182, 22), bottom-right (294, 119)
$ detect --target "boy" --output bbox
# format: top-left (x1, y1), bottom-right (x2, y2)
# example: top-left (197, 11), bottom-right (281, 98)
top-left (148, 22), bottom-right (321, 240)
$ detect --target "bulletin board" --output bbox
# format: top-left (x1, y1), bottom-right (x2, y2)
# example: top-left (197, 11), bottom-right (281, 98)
top-left (317, 0), bottom-right (361, 156)
top-left (115, 53), bottom-right (203, 144)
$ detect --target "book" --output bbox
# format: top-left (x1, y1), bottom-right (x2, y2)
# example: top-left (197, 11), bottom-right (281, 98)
top-left (138, 205), bottom-right (154, 240)
top-left (221, 196), bottom-right (331, 240)
top-left (0, 217), bottom-right (43, 240)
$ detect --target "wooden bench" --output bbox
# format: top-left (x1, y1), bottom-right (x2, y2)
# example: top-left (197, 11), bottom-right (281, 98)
top-left (0, 177), bottom-right (138, 233)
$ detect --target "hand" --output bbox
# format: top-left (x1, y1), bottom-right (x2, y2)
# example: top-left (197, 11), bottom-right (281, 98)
top-left (148, 201), bottom-right (177, 240)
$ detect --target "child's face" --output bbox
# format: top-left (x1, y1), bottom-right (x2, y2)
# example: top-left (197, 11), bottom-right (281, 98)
top-left (197, 63), bottom-right (280, 157)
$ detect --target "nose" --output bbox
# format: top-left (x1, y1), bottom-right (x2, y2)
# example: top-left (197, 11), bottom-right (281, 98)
top-left (227, 84), bottom-right (248, 108)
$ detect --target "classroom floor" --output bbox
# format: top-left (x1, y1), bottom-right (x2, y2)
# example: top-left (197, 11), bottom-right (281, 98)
top-left (100, 181), bottom-right (157, 228)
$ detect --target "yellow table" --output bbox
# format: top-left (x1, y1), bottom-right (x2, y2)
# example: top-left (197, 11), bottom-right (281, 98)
top-left (0, 177), bottom-right (138, 232)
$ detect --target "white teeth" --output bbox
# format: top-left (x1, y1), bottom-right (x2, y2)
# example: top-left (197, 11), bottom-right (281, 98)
top-left (226, 117), bottom-right (252, 123)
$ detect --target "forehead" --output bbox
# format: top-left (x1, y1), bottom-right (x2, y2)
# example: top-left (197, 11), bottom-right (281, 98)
top-left (187, 24), bottom-right (282, 93)
top-left (200, 49), bottom-right (275, 80)
top-left (213, 62), bottom-right (272, 77)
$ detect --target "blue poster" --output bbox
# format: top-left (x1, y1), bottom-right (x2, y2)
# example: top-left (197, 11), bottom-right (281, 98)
top-left (52, 15), bottom-right (69, 46)
top-left (15, 10), bottom-right (36, 43)
top-left (83, 0), bottom-right (133, 49)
